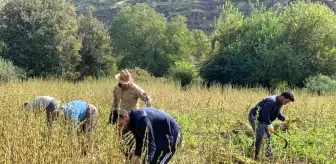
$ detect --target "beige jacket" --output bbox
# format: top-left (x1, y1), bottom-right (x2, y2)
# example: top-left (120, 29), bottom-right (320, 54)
top-left (112, 83), bottom-right (151, 111)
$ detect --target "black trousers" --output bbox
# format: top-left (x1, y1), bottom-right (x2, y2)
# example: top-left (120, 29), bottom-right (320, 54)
top-left (147, 130), bottom-right (183, 164)
top-left (248, 111), bottom-right (272, 159)
top-left (45, 102), bottom-right (56, 129)
top-left (123, 130), bottom-right (183, 164)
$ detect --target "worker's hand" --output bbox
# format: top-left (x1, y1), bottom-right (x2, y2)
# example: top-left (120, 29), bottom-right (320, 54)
top-left (131, 155), bottom-right (140, 164)
top-left (267, 124), bottom-right (275, 133)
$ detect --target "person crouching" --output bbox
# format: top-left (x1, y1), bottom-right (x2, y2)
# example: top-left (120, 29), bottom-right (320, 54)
top-left (114, 107), bottom-right (182, 164)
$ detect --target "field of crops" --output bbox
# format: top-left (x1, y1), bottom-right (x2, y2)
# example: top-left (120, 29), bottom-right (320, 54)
top-left (0, 78), bottom-right (335, 163)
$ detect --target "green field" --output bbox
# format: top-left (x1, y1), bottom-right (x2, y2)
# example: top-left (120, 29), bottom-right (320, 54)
top-left (0, 78), bottom-right (335, 163)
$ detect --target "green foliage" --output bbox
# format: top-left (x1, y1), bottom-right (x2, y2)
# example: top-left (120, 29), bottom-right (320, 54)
top-left (201, 1), bottom-right (336, 88)
top-left (169, 61), bottom-right (197, 88)
top-left (0, 41), bottom-right (4, 57)
top-left (278, 1), bottom-right (336, 85)
top-left (127, 68), bottom-right (153, 82)
top-left (0, 57), bottom-right (25, 82)
top-left (0, 0), bottom-right (334, 89)
top-left (202, 2), bottom-right (282, 87)
top-left (304, 74), bottom-right (336, 95)
top-left (77, 8), bottom-right (117, 78)
top-left (0, 0), bottom-right (81, 79)
top-left (109, 3), bottom-right (169, 76)
top-left (213, 1), bottom-right (244, 45)
top-left (192, 29), bottom-right (211, 63)
top-left (109, 4), bottom-right (197, 77)
top-left (165, 15), bottom-right (196, 63)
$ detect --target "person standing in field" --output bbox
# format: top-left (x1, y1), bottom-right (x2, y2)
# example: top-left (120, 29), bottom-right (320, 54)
top-left (24, 96), bottom-right (60, 128)
top-left (115, 107), bottom-right (182, 164)
top-left (248, 91), bottom-right (294, 160)
top-left (107, 69), bottom-right (152, 160)
top-left (108, 69), bottom-right (152, 124)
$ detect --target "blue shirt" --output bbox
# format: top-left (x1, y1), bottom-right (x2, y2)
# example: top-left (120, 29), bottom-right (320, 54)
top-left (60, 100), bottom-right (88, 127)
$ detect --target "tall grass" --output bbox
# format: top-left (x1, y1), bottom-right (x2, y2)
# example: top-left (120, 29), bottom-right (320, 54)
top-left (0, 78), bottom-right (335, 163)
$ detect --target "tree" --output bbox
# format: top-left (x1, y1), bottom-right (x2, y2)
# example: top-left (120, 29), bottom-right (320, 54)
top-left (200, 2), bottom-right (250, 86)
top-left (0, 40), bottom-right (4, 57)
top-left (165, 15), bottom-right (196, 63)
top-left (201, 1), bottom-right (336, 89)
top-left (278, 1), bottom-right (336, 86)
top-left (169, 61), bottom-right (197, 89)
top-left (109, 3), bottom-right (169, 76)
top-left (304, 74), bottom-right (336, 95)
top-left (0, 0), bottom-right (80, 79)
top-left (192, 29), bottom-right (211, 63)
top-left (77, 8), bottom-right (116, 80)
top-left (0, 57), bottom-right (25, 82)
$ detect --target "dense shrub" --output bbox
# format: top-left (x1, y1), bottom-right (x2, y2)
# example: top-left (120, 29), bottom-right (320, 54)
top-left (304, 74), bottom-right (336, 95)
top-left (0, 57), bottom-right (25, 82)
top-left (169, 61), bottom-right (197, 88)
top-left (127, 68), bottom-right (153, 82)
top-left (200, 1), bottom-right (336, 88)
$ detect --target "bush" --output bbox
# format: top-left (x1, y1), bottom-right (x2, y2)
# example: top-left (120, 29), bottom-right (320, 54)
top-left (0, 0), bottom-right (80, 78)
top-left (304, 74), bottom-right (336, 95)
top-left (126, 68), bottom-right (152, 82)
top-left (0, 57), bottom-right (25, 82)
top-left (201, 1), bottom-right (336, 88)
top-left (169, 61), bottom-right (197, 88)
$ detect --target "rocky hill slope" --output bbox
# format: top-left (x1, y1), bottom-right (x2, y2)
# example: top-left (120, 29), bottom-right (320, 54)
top-left (73, 0), bottom-right (336, 34)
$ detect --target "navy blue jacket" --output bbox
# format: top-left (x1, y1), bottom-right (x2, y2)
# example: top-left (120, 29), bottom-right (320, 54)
top-left (249, 95), bottom-right (286, 125)
top-left (128, 107), bottom-right (180, 163)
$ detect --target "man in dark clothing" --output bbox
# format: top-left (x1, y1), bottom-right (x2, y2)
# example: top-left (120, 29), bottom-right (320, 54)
top-left (248, 91), bottom-right (294, 160)
top-left (115, 107), bottom-right (182, 164)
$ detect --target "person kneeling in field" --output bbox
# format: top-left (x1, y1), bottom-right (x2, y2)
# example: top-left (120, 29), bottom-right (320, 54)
top-left (248, 91), bottom-right (294, 160)
top-left (24, 96), bottom-right (60, 128)
top-left (114, 107), bottom-right (182, 164)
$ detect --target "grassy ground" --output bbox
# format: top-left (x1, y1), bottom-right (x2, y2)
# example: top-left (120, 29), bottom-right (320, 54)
top-left (0, 78), bottom-right (335, 163)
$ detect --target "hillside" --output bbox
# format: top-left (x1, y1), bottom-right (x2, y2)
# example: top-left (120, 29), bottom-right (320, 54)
top-left (73, 0), bottom-right (336, 34)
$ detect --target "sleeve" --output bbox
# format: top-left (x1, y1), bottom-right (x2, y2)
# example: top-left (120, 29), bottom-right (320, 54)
top-left (72, 115), bottom-right (79, 127)
top-left (31, 98), bottom-right (39, 112)
top-left (260, 100), bottom-right (274, 125)
top-left (134, 117), bottom-right (156, 163)
top-left (108, 109), bottom-right (119, 125)
top-left (277, 110), bottom-right (286, 122)
top-left (135, 86), bottom-right (152, 107)
top-left (112, 85), bottom-right (120, 111)
top-left (46, 111), bottom-right (53, 129)
top-left (71, 112), bottom-right (79, 132)
top-left (109, 86), bottom-right (120, 124)
top-left (60, 104), bottom-right (78, 133)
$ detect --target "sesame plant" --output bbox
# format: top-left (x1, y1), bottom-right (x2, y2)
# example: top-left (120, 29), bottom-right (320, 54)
top-left (0, 77), bottom-right (335, 164)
